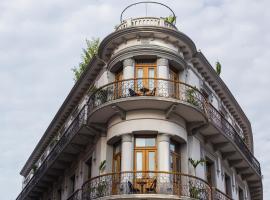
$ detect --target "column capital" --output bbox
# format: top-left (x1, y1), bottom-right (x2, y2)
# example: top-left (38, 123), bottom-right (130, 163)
top-left (157, 134), bottom-right (170, 142)
top-left (123, 58), bottom-right (135, 67)
top-left (157, 58), bottom-right (169, 66)
top-left (122, 134), bottom-right (132, 142)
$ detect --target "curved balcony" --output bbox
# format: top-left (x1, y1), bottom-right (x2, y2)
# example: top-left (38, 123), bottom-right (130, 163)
top-left (115, 17), bottom-right (177, 31)
top-left (87, 78), bottom-right (207, 124)
top-left (82, 171), bottom-right (211, 200)
top-left (86, 79), bottom-right (261, 177)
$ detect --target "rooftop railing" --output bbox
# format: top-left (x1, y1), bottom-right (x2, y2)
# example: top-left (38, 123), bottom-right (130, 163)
top-left (115, 17), bottom-right (177, 31)
top-left (82, 171), bottom-right (211, 200)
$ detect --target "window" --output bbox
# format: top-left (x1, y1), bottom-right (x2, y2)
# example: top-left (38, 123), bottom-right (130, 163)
top-left (205, 158), bottom-right (214, 186)
top-left (238, 187), bottom-right (244, 200)
top-left (135, 61), bottom-right (157, 93)
top-left (85, 158), bottom-right (92, 179)
top-left (170, 141), bottom-right (181, 172)
top-left (57, 189), bottom-right (61, 200)
top-left (169, 67), bottom-right (179, 98)
top-left (224, 173), bottom-right (232, 197)
top-left (134, 136), bottom-right (157, 172)
top-left (69, 175), bottom-right (75, 194)
top-left (112, 142), bottom-right (121, 173)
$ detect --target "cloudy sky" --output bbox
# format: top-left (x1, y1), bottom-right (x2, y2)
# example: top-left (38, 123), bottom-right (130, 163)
top-left (0, 0), bottom-right (269, 199)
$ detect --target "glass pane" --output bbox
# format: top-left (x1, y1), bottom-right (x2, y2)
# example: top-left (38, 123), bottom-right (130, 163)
top-left (170, 143), bottom-right (175, 152)
top-left (148, 68), bottom-right (155, 90)
top-left (136, 152), bottom-right (143, 171)
top-left (146, 138), bottom-right (155, 146)
top-left (136, 138), bottom-right (155, 147)
top-left (137, 68), bottom-right (143, 89)
top-left (136, 138), bottom-right (145, 147)
top-left (148, 152), bottom-right (155, 171)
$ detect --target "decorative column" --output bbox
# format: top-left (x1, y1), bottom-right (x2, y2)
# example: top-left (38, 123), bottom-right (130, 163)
top-left (157, 134), bottom-right (170, 171)
top-left (123, 58), bottom-right (135, 96)
top-left (121, 134), bottom-right (133, 193)
top-left (121, 134), bottom-right (133, 171)
top-left (157, 58), bottom-right (169, 97)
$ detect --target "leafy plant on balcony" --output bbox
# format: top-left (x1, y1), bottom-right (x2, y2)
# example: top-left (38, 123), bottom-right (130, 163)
top-left (189, 183), bottom-right (201, 199)
top-left (186, 88), bottom-right (199, 107)
top-left (99, 160), bottom-right (106, 175)
top-left (164, 15), bottom-right (176, 24)
top-left (96, 180), bottom-right (107, 197)
top-left (188, 158), bottom-right (206, 176)
top-left (72, 38), bottom-right (100, 81)
top-left (215, 61), bottom-right (222, 76)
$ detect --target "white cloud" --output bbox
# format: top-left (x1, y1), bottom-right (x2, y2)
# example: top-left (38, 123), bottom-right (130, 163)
top-left (0, 0), bottom-right (269, 199)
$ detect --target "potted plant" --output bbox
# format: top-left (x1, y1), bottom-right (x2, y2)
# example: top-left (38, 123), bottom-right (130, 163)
top-left (95, 160), bottom-right (107, 197)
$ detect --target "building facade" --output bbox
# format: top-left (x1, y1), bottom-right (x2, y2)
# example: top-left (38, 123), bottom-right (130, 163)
top-left (16, 3), bottom-right (263, 200)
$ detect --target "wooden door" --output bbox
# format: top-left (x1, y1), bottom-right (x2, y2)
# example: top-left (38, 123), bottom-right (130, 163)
top-left (169, 69), bottom-right (179, 98)
top-left (115, 71), bottom-right (123, 98)
top-left (135, 63), bottom-right (157, 94)
top-left (134, 137), bottom-right (157, 192)
top-left (112, 143), bottom-right (121, 194)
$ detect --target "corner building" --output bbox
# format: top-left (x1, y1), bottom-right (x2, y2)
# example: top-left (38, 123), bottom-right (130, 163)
top-left (17, 3), bottom-right (263, 200)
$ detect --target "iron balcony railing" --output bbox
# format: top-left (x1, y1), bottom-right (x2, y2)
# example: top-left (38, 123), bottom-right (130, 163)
top-left (212, 188), bottom-right (233, 200)
top-left (17, 106), bottom-right (87, 200)
top-left (82, 171), bottom-right (211, 200)
top-left (87, 78), bottom-right (261, 175)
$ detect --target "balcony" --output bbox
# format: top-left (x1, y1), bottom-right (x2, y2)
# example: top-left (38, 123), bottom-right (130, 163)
top-left (82, 171), bottom-right (211, 200)
top-left (212, 188), bottom-right (233, 200)
top-left (17, 106), bottom-right (89, 200)
top-left (86, 78), bottom-right (261, 177)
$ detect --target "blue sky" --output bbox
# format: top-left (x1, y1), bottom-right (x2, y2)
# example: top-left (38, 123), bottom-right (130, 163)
top-left (0, 0), bottom-right (269, 199)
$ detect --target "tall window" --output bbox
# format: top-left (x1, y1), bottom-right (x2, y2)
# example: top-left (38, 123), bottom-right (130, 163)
top-left (170, 141), bottom-right (181, 172)
top-left (115, 70), bottom-right (123, 98)
top-left (224, 173), bottom-right (232, 197)
top-left (112, 142), bottom-right (121, 173)
top-left (205, 158), bottom-right (214, 186)
top-left (238, 187), bottom-right (244, 200)
top-left (134, 137), bottom-right (157, 172)
top-left (69, 175), bottom-right (75, 194)
top-left (135, 61), bottom-right (157, 92)
top-left (169, 67), bottom-right (179, 98)
top-left (85, 157), bottom-right (92, 180)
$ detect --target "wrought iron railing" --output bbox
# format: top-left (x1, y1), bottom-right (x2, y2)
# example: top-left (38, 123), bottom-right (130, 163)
top-left (16, 106), bottom-right (88, 200)
top-left (87, 78), bottom-right (261, 176)
top-left (206, 104), bottom-right (261, 175)
top-left (82, 171), bottom-right (211, 200)
top-left (212, 188), bottom-right (233, 200)
top-left (67, 189), bottom-right (82, 200)
top-left (88, 78), bottom-right (206, 113)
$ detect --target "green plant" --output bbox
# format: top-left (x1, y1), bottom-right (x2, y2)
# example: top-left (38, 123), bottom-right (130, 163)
top-left (189, 184), bottom-right (201, 199)
top-left (96, 181), bottom-right (107, 197)
top-left (186, 88), bottom-right (199, 106)
top-left (188, 158), bottom-right (206, 176)
top-left (31, 164), bottom-right (38, 173)
top-left (215, 61), bottom-right (221, 76)
top-left (99, 160), bottom-right (106, 174)
top-left (164, 15), bottom-right (176, 24)
top-left (72, 38), bottom-right (100, 81)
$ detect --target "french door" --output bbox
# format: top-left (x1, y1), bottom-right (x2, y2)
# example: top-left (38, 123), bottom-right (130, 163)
top-left (169, 69), bottom-right (179, 98)
top-left (115, 71), bottom-right (123, 98)
top-left (134, 137), bottom-right (157, 192)
top-left (135, 63), bottom-right (157, 93)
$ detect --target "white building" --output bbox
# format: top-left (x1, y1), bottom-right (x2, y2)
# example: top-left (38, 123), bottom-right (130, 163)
top-left (16, 2), bottom-right (263, 200)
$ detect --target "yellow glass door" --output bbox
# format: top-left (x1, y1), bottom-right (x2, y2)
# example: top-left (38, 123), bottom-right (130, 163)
top-left (169, 69), bottom-right (179, 98)
top-left (135, 63), bottom-right (156, 95)
top-left (134, 137), bottom-right (157, 192)
top-left (115, 71), bottom-right (123, 98)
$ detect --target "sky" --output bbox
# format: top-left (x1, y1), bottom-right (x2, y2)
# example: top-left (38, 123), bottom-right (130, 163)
top-left (0, 0), bottom-right (269, 199)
